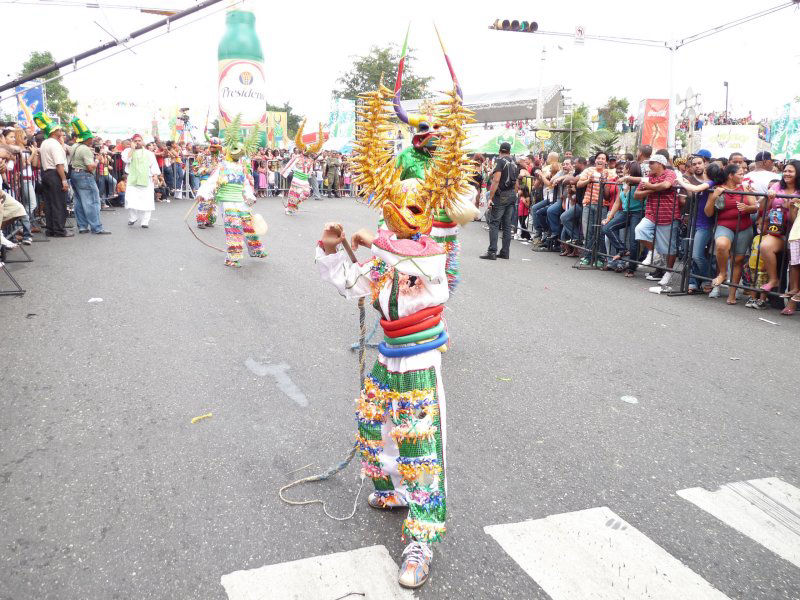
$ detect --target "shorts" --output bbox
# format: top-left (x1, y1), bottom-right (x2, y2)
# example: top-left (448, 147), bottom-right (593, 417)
top-left (744, 266), bottom-right (769, 288)
top-left (715, 225), bottom-right (754, 257)
top-left (634, 218), bottom-right (679, 256)
top-left (1, 195), bottom-right (26, 222)
top-left (789, 240), bottom-right (800, 266)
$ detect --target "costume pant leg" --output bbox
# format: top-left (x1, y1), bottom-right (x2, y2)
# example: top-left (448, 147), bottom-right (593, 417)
top-left (357, 361), bottom-right (447, 545)
top-left (241, 208), bottom-right (266, 257)
top-left (223, 205), bottom-right (244, 263)
top-left (140, 210), bottom-right (152, 226)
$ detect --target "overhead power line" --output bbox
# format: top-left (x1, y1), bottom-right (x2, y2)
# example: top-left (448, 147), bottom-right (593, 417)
top-left (0, 0), bottom-right (226, 95)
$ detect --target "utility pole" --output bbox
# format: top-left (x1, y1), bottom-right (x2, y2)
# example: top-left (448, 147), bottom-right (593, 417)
top-left (724, 81), bottom-right (729, 119)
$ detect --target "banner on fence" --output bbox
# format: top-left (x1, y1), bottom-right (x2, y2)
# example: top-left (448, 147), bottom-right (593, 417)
top-left (638, 98), bottom-right (670, 150)
top-left (266, 111), bottom-right (288, 149)
top-left (770, 101), bottom-right (800, 159)
top-left (15, 81), bottom-right (45, 130)
top-left (326, 98), bottom-right (355, 139)
top-left (701, 124), bottom-right (762, 160)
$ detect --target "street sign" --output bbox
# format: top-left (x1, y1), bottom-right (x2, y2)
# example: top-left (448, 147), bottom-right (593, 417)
top-left (535, 130), bottom-right (552, 140)
top-left (575, 25), bottom-right (585, 45)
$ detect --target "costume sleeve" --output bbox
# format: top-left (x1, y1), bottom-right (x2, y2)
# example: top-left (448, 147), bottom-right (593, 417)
top-left (198, 167), bottom-right (219, 199)
top-left (316, 246), bottom-right (374, 299)
top-left (243, 175), bottom-right (256, 202)
top-left (149, 152), bottom-right (160, 176)
top-left (121, 148), bottom-right (131, 164)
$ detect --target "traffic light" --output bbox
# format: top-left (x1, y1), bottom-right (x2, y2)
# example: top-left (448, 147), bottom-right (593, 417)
top-left (491, 19), bottom-right (538, 33)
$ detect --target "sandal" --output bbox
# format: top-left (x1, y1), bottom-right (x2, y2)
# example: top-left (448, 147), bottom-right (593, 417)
top-left (726, 299), bottom-right (737, 305)
top-left (780, 289), bottom-right (799, 298)
top-left (624, 271), bottom-right (635, 278)
top-left (712, 275), bottom-right (726, 287)
top-left (781, 307), bottom-right (795, 316)
top-left (791, 293), bottom-right (800, 304)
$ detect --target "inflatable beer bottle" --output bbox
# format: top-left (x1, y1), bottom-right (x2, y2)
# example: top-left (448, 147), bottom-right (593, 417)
top-left (218, 8), bottom-right (266, 143)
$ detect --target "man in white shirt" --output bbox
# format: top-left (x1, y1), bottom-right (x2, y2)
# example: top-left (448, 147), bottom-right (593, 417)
top-left (35, 112), bottom-right (73, 237)
top-left (745, 151), bottom-right (780, 196)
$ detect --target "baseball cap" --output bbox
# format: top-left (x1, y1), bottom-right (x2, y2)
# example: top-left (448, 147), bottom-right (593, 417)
top-left (131, 133), bottom-right (143, 142)
top-left (648, 154), bottom-right (669, 167)
top-left (755, 151), bottom-right (772, 162)
top-left (694, 149), bottom-right (712, 160)
top-left (498, 142), bottom-right (512, 153)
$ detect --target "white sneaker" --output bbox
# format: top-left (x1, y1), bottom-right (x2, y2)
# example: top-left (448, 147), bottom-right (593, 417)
top-left (708, 286), bottom-right (721, 298)
top-left (659, 271), bottom-right (672, 287)
top-left (642, 250), bottom-right (653, 266)
top-left (398, 541), bottom-right (432, 589)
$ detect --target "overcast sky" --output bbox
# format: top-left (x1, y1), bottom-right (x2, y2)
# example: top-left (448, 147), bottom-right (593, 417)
top-left (1, 0), bottom-right (799, 129)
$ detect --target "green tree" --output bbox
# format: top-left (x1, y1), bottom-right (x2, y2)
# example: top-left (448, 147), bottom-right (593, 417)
top-left (597, 96), bottom-right (629, 131)
top-left (551, 104), bottom-right (593, 157)
top-left (19, 51), bottom-right (77, 124)
top-left (333, 44), bottom-right (432, 100)
top-left (590, 130), bottom-right (621, 157)
top-left (266, 101), bottom-right (303, 138)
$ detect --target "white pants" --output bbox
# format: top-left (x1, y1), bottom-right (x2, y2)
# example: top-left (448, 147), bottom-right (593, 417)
top-left (128, 209), bottom-right (152, 226)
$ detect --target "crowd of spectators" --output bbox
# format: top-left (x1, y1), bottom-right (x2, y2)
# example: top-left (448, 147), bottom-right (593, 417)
top-left (476, 144), bottom-right (800, 315)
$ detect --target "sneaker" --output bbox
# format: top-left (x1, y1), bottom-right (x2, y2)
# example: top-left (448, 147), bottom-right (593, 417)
top-left (128, 220), bottom-right (136, 226)
top-left (642, 250), bottom-right (653, 266)
top-left (708, 286), bottom-right (721, 298)
top-left (398, 541), bottom-right (433, 589)
top-left (745, 297), bottom-right (758, 309)
top-left (21, 238), bottom-right (33, 245)
top-left (367, 491), bottom-right (408, 510)
top-left (595, 260), bottom-right (605, 269)
top-left (479, 252), bottom-right (496, 260)
top-left (141, 224), bottom-right (149, 229)
top-left (579, 258), bottom-right (591, 266)
top-left (497, 252), bottom-right (509, 259)
top-left (645, 269), bottom-right (665, 281)
top-left (754, 299), bottom-right (768, 310)
top-left (224, 259), bottom-right (241, 268)
top-left (658, 271), bottom-right (672, 287)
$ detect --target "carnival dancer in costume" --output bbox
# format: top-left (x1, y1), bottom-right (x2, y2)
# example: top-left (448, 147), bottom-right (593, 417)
top-left (317, 82), bottom-right (476, 589)
top-left (195, 137), bottom-right (223, 229)
top-left (392, 24), bottom-right (477, 292)
top-left (280, 120), bottom-right (324, 215)
top-left (122, 133), bottom-right (160, 228)
top-left (196, 116), bottom-right (267, 268)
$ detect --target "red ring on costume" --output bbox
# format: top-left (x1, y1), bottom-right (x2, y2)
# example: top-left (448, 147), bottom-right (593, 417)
top-left (380, 305), bottom-right (443, 331)
top-left (432, 220), bottom-right (457, 228)
top-left (382, 315), bottom-right (442, 338)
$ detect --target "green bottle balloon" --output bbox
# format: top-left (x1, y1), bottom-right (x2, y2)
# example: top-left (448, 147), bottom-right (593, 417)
top-left (217, 8), bottom-right (266, 143)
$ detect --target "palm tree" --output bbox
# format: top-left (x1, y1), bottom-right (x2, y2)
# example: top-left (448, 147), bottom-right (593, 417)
top-left (590, 130), bottom-right (621, 157)
top-left (551, 104), bottom-right (593, 158)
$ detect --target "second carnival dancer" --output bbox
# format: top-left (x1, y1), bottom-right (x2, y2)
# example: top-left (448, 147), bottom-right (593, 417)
top-left (316, 82), bottom-right (477, 589)
top-left (196, 117), bottom-right (267, 268)
top-left (280, 121), bottom-right (324, 215)
top-left (392, 25), bottom-right (476, 292)
top-left (194, 136), bottom-right (223, 229)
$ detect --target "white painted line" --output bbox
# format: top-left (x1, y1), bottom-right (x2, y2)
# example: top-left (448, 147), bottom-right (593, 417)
top-left (220, 544), bottom-right (414, 600)
top-left (484, 506), bottom-right (730, 600)
top-left (678, 477), bottom-right (800, 569)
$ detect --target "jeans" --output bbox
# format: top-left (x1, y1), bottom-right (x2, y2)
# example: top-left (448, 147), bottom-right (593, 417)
top-left (530, 198), bottom-right (550, 234)
top-left (560, 204), bottom-right (581, 241)
top-left (163, 165), bottom-right (174, 191)
top-left (602, 210), bottom-right (643, 270)
top-left (488, 193), bottom-right (516, 256)
top-left (70, 171), bottom-right (103, 232)
top-left (546, 201), bottom-right (563, 238)
top-left (189, 173), bottom-right (199, 193)
top-left (97, 174), bottom-right (116, 200)
top-left (689, 227), bottom-right (713, 289)
top-left (309, 174), bottom-right (321, 199)
top-left (174, 164), bottom-right (185, 192)
top-left (582, 204), bottom-right (608, 259)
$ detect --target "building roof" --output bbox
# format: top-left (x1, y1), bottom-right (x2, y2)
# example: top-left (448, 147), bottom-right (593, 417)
top-left (400, 86), bottom-right (564, 123)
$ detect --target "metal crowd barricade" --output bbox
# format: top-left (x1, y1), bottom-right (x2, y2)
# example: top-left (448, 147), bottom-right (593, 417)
top-left (687, 188), bottom-right (798, 303)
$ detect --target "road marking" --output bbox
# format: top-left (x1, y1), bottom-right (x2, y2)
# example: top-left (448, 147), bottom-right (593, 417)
top-left (678, 477), bottom-right (800, 568)
top-left (244, 358), bottom-right (308, 407)
top-left (484, 506), bottom-right (730, 600)
top-left (220, 544), bottom-right (413, 600)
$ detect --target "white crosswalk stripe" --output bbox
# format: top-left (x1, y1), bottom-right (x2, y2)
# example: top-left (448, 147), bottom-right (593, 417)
top-left (678, 476), bottom-right (800, 569)
top-left (484, 506), bottom-right (731, 600)
top-left (220, 544), bottom-right (414, 600)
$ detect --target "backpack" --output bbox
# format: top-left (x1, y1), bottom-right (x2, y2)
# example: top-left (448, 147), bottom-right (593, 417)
top-left (496, 156), bottom-right (519, 192)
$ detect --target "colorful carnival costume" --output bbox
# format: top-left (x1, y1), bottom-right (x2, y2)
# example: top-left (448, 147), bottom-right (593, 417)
top-left (281, 121), bottom-right (324, 215)
top-left (392, 25), bottom-right (477, 292)
top-left (317, 81), bottom-right (476, 589)
top-left (195, 137), bottom-right (222, 228)
top-left (196, 117), bottom-right (266, 268)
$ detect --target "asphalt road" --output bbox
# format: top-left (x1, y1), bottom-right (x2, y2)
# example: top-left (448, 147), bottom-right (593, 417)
top-left (2, 196), bottom-right (799, 600)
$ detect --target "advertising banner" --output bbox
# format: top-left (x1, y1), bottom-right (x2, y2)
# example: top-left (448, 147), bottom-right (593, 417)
top-left (15, 81), bottom-right (45, 129)
top-left (266, 111), bottom-right (287, 149)
top-left (218, 60), bottom-right (267, 129)
top-left (326, 98), bottom-right (355, 139)
top-left (701, 125), bottom-right (762, 160)
top-left (639, 99), bottom-right (670, 149)
top-left (770, 101), bottom-right (800, 159)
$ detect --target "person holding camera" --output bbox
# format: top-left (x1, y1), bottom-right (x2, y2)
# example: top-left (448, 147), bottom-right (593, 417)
top-left (480, 142), bottom-right (519, 260)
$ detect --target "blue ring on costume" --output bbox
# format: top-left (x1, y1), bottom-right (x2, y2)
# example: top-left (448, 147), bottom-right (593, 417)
top-left (378, 331), bottom-right (449, 358)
